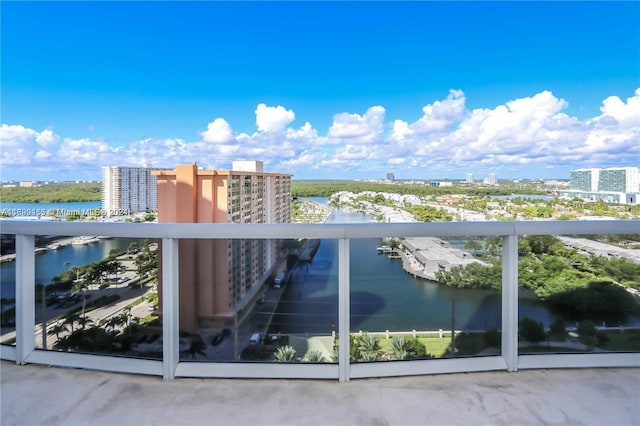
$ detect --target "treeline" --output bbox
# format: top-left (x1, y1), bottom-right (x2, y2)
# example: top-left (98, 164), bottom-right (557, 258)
top-left (1, 183), bottom-right (101, 203)
top-left (435, 235), bottom-right (640, 321)
top-left (291, 180), bottom-right (539, 198)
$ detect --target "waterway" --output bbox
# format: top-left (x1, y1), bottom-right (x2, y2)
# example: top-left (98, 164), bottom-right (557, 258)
top-left (270, 210), bottom-right (557, 334)
top-left (2, 201), bottom-right (636, 332)
top-left (1, 237), bottom-right (143, 299)
top-left (1, 202), bottom-right (144, 299)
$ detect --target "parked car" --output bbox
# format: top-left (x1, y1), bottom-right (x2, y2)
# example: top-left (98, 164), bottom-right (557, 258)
top-left (249, 333), bottom-right (261, 345)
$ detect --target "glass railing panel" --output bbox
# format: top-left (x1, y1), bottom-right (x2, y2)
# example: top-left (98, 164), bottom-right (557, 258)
top-left (1, 234), bottom-right (16, 346)
top-left (177, 237), bottom-right (338, 363)
top-left (518, 234), bottom-right (640, 354)
top-left (349, 235), bottom-right (502, 362)
top-left (32, 235), bottom-right (161, 359)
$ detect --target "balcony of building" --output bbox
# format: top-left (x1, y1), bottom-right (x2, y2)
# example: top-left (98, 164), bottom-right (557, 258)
top-left (1, 220), bottom-right (639, 407)
top-left (1, 219), bottom-right (639, 423)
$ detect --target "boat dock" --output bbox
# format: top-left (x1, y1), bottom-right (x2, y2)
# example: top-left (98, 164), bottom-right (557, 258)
top-left (0, 236), bottom-right (86, 263)
top-left (391, 237), bottom-right (486, 281)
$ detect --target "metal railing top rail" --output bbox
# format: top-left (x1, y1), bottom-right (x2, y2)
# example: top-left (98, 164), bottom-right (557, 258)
top-left (1, 219), bottom-right (638, 239)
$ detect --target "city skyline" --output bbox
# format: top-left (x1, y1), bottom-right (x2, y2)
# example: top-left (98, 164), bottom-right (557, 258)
top-left (1, 1), bottom-right (639, 182)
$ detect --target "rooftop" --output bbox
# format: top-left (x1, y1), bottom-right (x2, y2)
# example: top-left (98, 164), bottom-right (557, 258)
top-left (2, 362), bottom-right (638, 426)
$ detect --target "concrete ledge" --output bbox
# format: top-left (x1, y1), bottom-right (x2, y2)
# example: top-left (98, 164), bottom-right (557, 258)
top-left (2, 361), bottom-right (638, 426)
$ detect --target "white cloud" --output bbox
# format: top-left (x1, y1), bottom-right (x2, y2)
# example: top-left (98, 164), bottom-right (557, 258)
top-left (390, 119), bottom-right (413, 144)
top-left (255, 103), bottom-right (295, 133)
top-left (412, 89), bottom-right (466, 134)
top-left (597, 88), bottom-right (640, 127)
top-left (285, 122), bottom-right (317, 140)
top-left (200, 118), bottom-right (235, 143)
top-left (328, 106), bottom-right (385, 144)
top-left (2, 89), bottom-right (638, 181)
top-left (0, 125), bottom-right (59, 167)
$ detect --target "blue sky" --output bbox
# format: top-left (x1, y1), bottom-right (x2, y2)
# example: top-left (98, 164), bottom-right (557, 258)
top-left (1, 1), bottom-right (639, 181)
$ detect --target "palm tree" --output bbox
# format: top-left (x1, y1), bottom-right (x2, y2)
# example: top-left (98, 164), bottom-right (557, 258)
top-left (274, 345), bottom-right (297, 362)
top-left (76, 316), bottom-right (93, 331)
top-left (48, 322), bottom-right (68, 340)
top-left (104, 315), bottom-right (123, 332)
top-left (109, 248), bottom-right (121, 259)
top-left (387, 238), bottom-right (400, 250)
top-left (303, 350), bottom-right (325, 363)
top-left (64, 312), bottom-right (81, 333)
top-left (71, 267), bottom-right (92, 319)
top-left (128, 242), bottom-right (139, 254)
top-left (119, 306), bottom-right (132, 331)
top-left (181, 335), bottom-right (206, 359)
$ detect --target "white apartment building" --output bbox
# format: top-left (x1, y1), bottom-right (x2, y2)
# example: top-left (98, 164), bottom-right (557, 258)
top-left (560, 166), bottom-right (640, 204)
top-left (101, 166), bottom-right (162, 216)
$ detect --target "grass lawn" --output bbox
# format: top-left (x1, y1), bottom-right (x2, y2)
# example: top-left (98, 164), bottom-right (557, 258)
top-left (376, 333), bottom-right (486, 358)
top-left (602, 329), bottom-right (640, 351)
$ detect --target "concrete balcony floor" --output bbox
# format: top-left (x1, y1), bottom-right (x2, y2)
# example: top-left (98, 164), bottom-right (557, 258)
top-left (2, 362), bottom-right (638, 426)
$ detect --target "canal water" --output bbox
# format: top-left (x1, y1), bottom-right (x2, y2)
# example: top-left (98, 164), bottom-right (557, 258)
top-left (1, 201), bottom-right (142, 299)
top-left (270, 210), bottom-right (556, 334)
top-left (1, 237), bottom-right (143, 299)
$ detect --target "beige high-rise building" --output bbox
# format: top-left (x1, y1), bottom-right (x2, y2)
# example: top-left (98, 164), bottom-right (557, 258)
top-left (153, 162), bottom-right (292, 332)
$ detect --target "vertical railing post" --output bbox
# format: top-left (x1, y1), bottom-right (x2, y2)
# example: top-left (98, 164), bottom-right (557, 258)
top-left (338, 238), bottom-right (350, 382)
top-left (501, 234), bottom-right (518, 372)
top-left (16, 234), bottom-right (35, 365)
top-left (162, 238), bottom-right (179, 380)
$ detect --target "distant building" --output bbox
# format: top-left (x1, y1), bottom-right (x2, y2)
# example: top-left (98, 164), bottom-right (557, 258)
top-left (153, 161), bottom-right (292, 333)
top-left (560, 167), bottom-right (640, 204)
top-left (19, 181), bottom-right (38, 188)
top-left (101, 166), bottom-right (162, 216)
top-left (466, 173), bottom-right (474, 184)
top-left (598, 167), bottom-right (639, 193)
top-left (386, 172), bottom-right (395, 182)
top-left (482, 173), bottom-right (498, 185)
top-left (429, 181), bottom-right (453, 187)
top-left (570, 168), bottom-right (599, 192)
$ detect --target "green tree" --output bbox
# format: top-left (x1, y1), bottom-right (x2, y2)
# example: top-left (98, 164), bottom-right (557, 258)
top-left (76, 316), bottom-right (94, 331)
top-left (104, 315), bottom-right (124, 332)
top-left (548, 318), bottom-right (567, 340)
top-left (181, 335), bottom-right (206, 359)
top-left (519, 317), bottom-right (546, 345)
top-left (48, 322), bottom-right (68, 340)
top-left (464, 240), bottom-right (483, 253)
top-left (64, 312), bottom-right (81, 333)
top-left (483, 328), bottom-right (501, 348)
top-left (577, 320), bottom-right (598, 348)
top-left (71, 267), bottom-right (91, 319)
top-left (408, 337), bottom-right (427, 358)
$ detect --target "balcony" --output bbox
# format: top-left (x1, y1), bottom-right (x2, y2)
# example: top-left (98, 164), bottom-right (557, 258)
top-left (1, 219), bottom-right (639, 383)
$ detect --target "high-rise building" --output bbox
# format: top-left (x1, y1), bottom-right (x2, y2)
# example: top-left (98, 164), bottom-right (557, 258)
top-left (570, 168), bottom-right (599, 192)
top-left (101, 166), bottom-right (161, 216)
top-left (386, 172), bottom-right (395, 182)
top-left (598, 167), bottom-right (640, 193)
top-left (153, 162), bottom-right (292, 332)
top-left (560, 167), bottom-right (640, 204)
top-left (466, 173), bottom-right (474, 184)
top-left (488, 173), bottom-right (497, 185)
